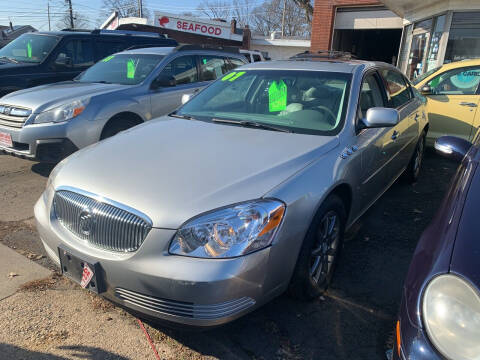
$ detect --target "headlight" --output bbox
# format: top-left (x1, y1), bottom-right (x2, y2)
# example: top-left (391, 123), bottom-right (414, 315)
top-left (423, 274), bottom-right (480, 360)
top-left (34, 98), bottom-right (90, 124)
top-left (169, 199), bottom-right (285, 258)
top-left (43, 157), bottom-right (68, 201)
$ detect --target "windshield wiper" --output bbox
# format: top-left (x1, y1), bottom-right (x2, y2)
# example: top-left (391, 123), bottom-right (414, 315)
top-left (212, 118), bottom-right (292, 133)
top-left (0, 56), bottom-right (19, 64)
top-left (169, 113), bottom-right (193, 120)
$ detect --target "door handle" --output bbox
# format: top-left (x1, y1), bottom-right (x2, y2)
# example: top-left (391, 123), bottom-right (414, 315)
top-left (460, 102), bottom-right (478, 108)
top-left (414, 113), bottom-right (420, 121)
top-left (391, 130), bottom-right (399, 140)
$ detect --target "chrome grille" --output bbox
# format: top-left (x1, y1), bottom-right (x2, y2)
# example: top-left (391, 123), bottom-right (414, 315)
top-left (53, 190), bottom-right (152, 252)
top-left (0, 105), bottom-right (31, 129)
top-left (115, 288), bottom-right (255, 319)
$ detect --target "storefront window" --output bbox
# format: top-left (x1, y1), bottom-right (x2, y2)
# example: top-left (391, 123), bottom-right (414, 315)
top-left (426, 15), bottom-right (446, 71)
top-left (407, 19), bottom-right (433, 79)
top-left (445, 12), bottom-right (480, 63)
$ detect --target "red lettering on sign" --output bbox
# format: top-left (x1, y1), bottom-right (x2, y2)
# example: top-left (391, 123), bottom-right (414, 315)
top-left (176, 21), bottom-right (182, 29)
top-left (188, 23), bottom-right (194, 31)
top-left (201, 25), bottom-right (207, 33)
top-left (207, 26), bottom-right (214, 34)
top-left (195, 24), bottom-right (200, 32)
top-left (215, 28), bottom-right (221, 35)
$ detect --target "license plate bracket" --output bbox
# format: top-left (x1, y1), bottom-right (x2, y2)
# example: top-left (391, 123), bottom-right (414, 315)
top-left (0, 132), bottom-right (13, 148)
top-left (58, 247), bottom-right (105, 294)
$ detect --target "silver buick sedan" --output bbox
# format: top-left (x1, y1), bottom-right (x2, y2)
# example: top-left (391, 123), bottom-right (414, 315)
top-left (35, 56), bottom-right (428, 327)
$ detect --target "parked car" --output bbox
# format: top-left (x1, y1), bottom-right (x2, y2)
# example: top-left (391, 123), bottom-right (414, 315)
top-left (239, 49), bottom-right (266, 62)
top-left (0, 29), bottom-right (178, 97)
top-left (0, 45), bottom-right (247, 162)
top-left (392, 133), bottom-right (480, 360)
top-left (414, 59), bottom-right (480, 145)
top-left (35, 55), bottom-right (428, 327)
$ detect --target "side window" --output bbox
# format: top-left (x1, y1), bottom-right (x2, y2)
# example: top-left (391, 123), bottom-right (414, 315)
top-left (359, 74), bottom-right (385, 119)
top-left (55, 39), bottom-right (94, 68)
top-left (96, 41), bottom-right (126, 60)
top-left (381, 69), bottom-right (412, 108)
top-left (199, 56), bottom-right (228, 81)
top-left (252, 54), bottom-right (262, 62)
top-left (427, 67), bottom-right (480, 95)
top-left (225, 57), bottom-right (245, 72)
top-left (160, 56), bottom-right (198, 85)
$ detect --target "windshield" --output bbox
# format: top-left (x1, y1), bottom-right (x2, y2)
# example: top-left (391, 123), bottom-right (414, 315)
top-left (0, 33), bottom-right (58, 63)
top-left (177, 70), bottom-right (352, 135)
top-left (76, 54), bottom-right (164, 85)
top-left (412, 66), bottom-right (441, 85)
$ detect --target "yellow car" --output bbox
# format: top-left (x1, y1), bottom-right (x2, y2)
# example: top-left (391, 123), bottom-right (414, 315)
top-left (414, 59), bottom-right (480, 145)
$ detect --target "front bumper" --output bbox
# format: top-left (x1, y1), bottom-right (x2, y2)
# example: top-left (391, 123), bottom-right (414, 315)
top-left (0, 122), bottom-right (78, 163)
top-left (34, 193), bottom-right (278, 327)
top-left (393, 293), bottom-right (442, 360)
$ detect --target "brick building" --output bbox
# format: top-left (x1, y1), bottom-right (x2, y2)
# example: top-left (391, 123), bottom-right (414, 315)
top-left (311, 0), bottom-right (403, 63)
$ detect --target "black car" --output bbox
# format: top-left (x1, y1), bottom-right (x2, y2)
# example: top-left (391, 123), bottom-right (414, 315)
top-left (0, 29), bottom-right (178, 97)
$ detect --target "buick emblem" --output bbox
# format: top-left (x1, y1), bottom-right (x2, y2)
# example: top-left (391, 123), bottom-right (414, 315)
top-left (79, 207), bottom-right (95, 237)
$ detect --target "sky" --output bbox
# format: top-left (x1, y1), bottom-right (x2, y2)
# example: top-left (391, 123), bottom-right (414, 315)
top-left (1, 0), bottom-right (265, 31)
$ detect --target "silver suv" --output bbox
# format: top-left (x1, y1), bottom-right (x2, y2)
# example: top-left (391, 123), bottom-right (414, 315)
top-left (0, 45), bottom-right (247, 162)
top-left (36, 55), bottom-right (428, 327)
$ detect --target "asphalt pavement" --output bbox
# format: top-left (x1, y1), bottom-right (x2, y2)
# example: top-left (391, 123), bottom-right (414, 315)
top-left (0, 151), bottom-right (457, 359)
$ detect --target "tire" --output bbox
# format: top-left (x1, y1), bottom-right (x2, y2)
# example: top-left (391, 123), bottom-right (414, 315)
top-left (100, 116), bottom-right (141, 140)
top-left (288, 195), bottom-right (347, 300)
top-left (404, 131), bottom-right (426, 183)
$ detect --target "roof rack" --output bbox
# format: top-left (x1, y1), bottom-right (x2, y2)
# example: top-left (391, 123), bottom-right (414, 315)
top-left (173, 44), bottom-right (239, 54)
top-left (90, 29), bottom-right (167, 38)
top-left (61, 28), bottom-right (92, 32)
top-left (290, 50), bottom-right (355, 61)
top-left (124, 43), bottom-right (174, 51)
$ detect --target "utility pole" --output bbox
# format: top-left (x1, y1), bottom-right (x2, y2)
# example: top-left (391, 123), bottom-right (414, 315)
top-left (47, 2), bottom-right (51, 31)
top-left (281, 0), bottom-right (286, 38)
top-left (138, 0), bottom-right (143, 18)
top-left (66, 0), bottom-right (74, 29)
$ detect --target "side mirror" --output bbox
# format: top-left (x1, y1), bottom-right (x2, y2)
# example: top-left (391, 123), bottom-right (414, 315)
top-left (420, 85), bottom-right (432, 95)
top-left (434, 136), bottom-right (472, 162)
top-left (181, 93), bottom-right (192, 104)
top-left (362, 107), bottom-right (399, 129)
top-left (151, 75), bottom-right (176, 90)
top-left (55, 54), bottom-right (72, 67)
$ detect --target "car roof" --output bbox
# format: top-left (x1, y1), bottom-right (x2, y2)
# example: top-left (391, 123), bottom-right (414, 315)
top-left (236, 59), bottom-right (382, 74)
top-left (439, 58), bottom-right (480, 71)
top-left (120, 47), bottom-right (176, 55)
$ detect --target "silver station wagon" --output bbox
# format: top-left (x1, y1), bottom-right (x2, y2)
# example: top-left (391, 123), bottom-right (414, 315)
top-left (35, 54), bottom-right (428, 327)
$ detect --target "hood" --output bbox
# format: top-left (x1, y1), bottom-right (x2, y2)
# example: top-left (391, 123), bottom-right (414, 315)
top-left (0, 81), bottom-right (129, 113)
top-left (450, 164), bottom-right (480, 290)
top-left (54, 118), bottom-right (339, 228)
top-left (0, 61), bottom-right (36, 73)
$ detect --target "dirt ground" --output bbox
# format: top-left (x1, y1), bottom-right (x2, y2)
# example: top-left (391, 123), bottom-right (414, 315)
top-left (0, 151), bottom-right (457, 359)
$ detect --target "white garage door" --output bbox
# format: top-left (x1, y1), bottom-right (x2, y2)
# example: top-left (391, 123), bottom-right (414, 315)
top-left (334, 6), bottom-right (403, 30)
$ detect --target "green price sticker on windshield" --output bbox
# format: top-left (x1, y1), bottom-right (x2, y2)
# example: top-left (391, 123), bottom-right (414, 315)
top-left (27, 41), bottom-right (32, 58)
top-left (268, 80), bottom-right (287, 112)
top-left (221, 71), bottom-right (246, 82)
top-left (127, 59), bottom-right (136, 79)
top-left (102, 55), bottom-right (114, 62)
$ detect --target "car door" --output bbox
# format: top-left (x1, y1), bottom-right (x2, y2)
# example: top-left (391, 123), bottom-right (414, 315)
top-left (424, 66), bottom-right (480, 141)
top-left (355, 71), bottom-right (395, 209)
top-left (46, 38), bottom-right (94, 83)
top-left (380, 68), bottom-right (419, 179)
top-left (150, 55), bottom-right (204, 118)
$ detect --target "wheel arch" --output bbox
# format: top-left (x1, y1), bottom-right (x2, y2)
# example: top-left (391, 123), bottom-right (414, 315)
top-left (100, 111), bottom-right (145, 139)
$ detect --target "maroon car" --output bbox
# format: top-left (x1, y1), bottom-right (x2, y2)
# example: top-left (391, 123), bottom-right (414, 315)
top-left (393, 134), bottom-right (480, 360)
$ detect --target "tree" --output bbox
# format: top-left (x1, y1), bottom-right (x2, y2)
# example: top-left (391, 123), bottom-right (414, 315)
top-left (56, 10), bottom-right (90, 30)
top-left (197, 0), bottom-right (253, 27)
top-left (252, 0), bottom-right (310, 38)
top-left (102, 0), bottom-right (151, 19)
top-left (291, 0), bottom-right (313, 24)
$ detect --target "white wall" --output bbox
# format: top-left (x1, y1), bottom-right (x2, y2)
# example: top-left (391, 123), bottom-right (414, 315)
top-left (251, 44), bottom-right (309, 60)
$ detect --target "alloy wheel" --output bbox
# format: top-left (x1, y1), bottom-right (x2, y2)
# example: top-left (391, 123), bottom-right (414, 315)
top-left (309, 210), bottom-right (341, 285)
